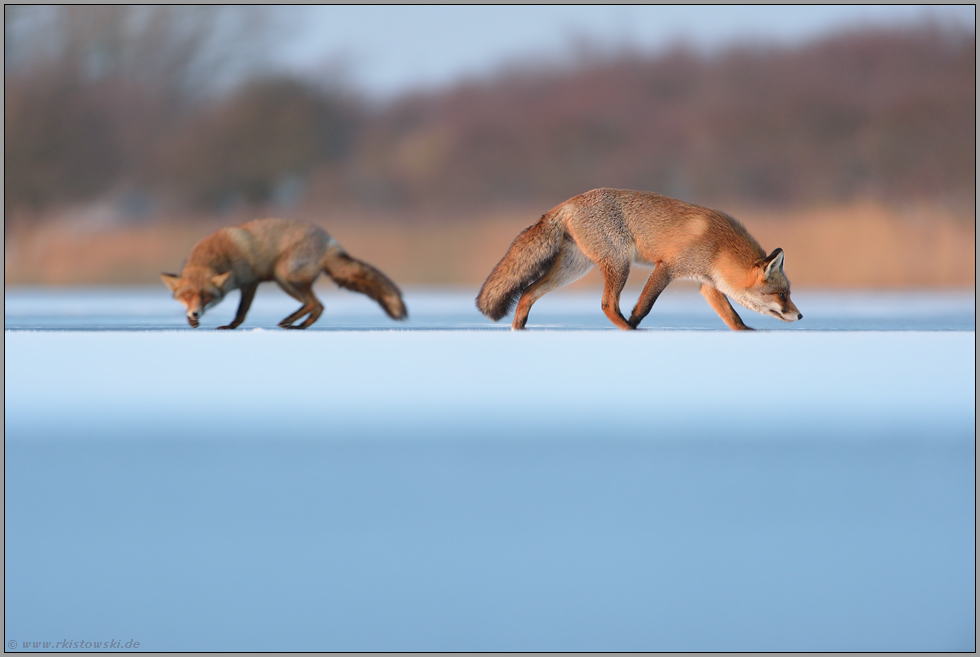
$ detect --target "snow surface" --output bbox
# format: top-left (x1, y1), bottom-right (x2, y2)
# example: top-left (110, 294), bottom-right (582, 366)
top-left (4, 289), bottom-right (977, 651)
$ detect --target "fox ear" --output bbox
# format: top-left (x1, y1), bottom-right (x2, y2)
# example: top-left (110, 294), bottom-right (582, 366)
top-left (761, 248), bottom-right (785, 280)
top-left (161, 273), bottom-right (182, 292)
top-left (211, 271), bottom-right (232, 289)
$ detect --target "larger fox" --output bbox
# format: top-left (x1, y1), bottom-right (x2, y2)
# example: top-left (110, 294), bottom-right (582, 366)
top-left (163, 218), bottom-right (406, 329)
top-left (476, 188), bottom-right (801, 330)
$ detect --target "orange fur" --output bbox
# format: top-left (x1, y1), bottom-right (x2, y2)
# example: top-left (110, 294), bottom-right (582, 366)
top-left (476, 188), bottom-right (802, 330)
top-left (162, 218), bottom-right (407, 329)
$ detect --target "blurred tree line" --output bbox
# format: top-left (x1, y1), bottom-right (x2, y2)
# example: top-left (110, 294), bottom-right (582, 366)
top-left (5, 6), bottom-right (975, 230)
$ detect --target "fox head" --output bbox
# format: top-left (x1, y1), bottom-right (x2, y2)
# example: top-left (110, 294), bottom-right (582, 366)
top-left (161, 270), bottom-right (231, 328)
top-left (731, 248), bottom-right (802, 323)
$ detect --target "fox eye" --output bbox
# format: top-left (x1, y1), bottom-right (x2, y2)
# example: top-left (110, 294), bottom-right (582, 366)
top-left (777, 293), bottom-right (786, 300)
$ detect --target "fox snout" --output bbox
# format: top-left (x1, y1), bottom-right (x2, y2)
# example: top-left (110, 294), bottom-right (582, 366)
top-left (177, 296), bottom-right (205, 327)
top-left (775, 298), bottom-right (802, 322)
top-left (784, 295), bottom-right (802, 321)
top-left (181, 298), bottom-right (206, 327)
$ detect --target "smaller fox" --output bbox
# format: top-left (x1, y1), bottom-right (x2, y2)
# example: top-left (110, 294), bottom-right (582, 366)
top-left (476, 188), bottom-right (801, 330)
top-left (162, 218), bottom-right (407, 329)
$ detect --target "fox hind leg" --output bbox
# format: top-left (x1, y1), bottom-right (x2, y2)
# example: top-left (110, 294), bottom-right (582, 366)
top-left (272, 248), bottom-right (328, 329)
top-left (512, 240), bottom-right (593, 329)
top-left (275, 279), bottom-right (323, 329)
top-left (274, 265), bottom-right (324, 329)
top-left (598, 258), bottom-right (633, 330)
top-left (568, 219), bottom-right (634, 330)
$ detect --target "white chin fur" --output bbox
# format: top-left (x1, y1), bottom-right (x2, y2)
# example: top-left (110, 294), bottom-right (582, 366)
top-left (732, 294), bottom-right (766, 316)
top-left (769, 309), bottom-right (798, 322)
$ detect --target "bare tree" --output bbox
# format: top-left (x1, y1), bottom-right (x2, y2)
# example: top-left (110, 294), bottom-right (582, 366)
top-left (4, 6), bottom-right (280, 221)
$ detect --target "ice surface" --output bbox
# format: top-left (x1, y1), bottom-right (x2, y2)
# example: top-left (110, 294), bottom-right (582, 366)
top-left (4, 329), bottom-right (976, 441)
top-left (4, 289), bottom-right (976, 651)
top-left (4, 285), bottom-right (976, 330)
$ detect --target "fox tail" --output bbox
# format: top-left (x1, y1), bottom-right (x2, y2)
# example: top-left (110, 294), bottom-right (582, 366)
top-left (475, 210), bottom-right (565, 321)
top-left (323, 249), bottom-right (408, 320)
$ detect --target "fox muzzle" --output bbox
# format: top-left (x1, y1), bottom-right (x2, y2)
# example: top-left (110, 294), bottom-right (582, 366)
top-left (775, 308), bottom-right (802, 322)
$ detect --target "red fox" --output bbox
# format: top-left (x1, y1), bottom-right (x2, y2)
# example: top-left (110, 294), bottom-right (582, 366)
top-left (162, 218), bottom-right (407, 329)
top-left (476, 188), bottom-right (802, 330)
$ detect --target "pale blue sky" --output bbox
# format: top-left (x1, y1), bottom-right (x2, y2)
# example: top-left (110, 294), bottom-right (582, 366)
top-left (275, 5), bottom-right (975, 97)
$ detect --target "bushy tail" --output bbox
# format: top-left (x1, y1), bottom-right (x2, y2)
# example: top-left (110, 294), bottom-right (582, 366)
top-left (323, 250), bottom-right (408, 320)
top-left (476, 211), bottom-right (565, 321)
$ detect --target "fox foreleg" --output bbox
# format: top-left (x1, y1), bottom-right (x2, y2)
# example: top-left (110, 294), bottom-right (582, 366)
top-left (700, 284), bottom-right (753, 331)
top-left (628, 264), bottom-right (671, 328)
top-left (218, 284), bottom-right (257, 330)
